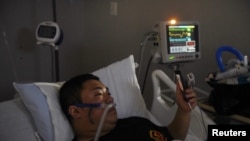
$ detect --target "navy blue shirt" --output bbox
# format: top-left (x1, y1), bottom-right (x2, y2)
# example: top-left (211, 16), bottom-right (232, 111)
top-left (73, 116), bottom-right (173, 141)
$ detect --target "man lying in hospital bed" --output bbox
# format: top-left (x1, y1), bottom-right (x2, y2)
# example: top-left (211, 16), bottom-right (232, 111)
top-left (6, 54), bottom-right (214, 141)
top-left (59, 72), bottom-right (196, 141)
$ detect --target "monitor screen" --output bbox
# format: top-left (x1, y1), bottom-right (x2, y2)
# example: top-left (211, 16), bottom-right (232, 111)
top-left (167, 25), bottom-right (199, 54)
top-left (38, 25), bottom-right (57, 38)
top-left (159, 21), bottom-right (200, 63)
top-left (36, 21), bottom-right (61, 44)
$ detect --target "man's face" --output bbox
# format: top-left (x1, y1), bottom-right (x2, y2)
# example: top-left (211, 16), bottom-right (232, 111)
top-left (80, 79), bottom-right (118, 132)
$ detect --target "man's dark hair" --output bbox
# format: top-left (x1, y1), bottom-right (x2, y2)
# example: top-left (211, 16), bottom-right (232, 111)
top-left (59, 73), bottom-right (100, 121)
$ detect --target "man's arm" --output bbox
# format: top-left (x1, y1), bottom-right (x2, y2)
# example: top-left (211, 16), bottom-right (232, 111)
top-left (167, 84), bottom-right (197, 140)
top-left (167, 107), bottom-right (191, 140)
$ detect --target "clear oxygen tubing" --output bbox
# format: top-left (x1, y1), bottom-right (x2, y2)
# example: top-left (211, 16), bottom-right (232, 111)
top-left (94, 102), bottom-right (116, 141)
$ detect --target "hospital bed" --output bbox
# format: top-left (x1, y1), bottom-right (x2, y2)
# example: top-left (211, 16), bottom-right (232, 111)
top-left (0, 54), bottom-right (215, 141)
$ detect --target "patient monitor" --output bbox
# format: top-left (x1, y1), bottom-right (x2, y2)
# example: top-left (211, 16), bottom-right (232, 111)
top-left (35, 21), bottom-right (63, 82)
top-left (155, 20), bottom-right (201, 64)
top-left (36, 21), bottom-right (63, 46)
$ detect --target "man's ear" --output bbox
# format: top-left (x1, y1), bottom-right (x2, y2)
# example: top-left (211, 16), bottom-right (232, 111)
top-left (68, 105), bottom-right (82, 118)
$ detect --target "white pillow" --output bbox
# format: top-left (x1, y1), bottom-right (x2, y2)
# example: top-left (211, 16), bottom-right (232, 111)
top-left (92, 55), bottom-right (149, 118)
top-left (13, 83), bottom-right (55, 141)
top-left (13, 82), bottom-right (74, 141)
top-left (13, 54), bottom-right (149, 141)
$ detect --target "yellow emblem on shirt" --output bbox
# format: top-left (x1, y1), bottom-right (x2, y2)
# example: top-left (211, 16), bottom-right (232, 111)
top-left (149, 130), bottom-right (167, 141)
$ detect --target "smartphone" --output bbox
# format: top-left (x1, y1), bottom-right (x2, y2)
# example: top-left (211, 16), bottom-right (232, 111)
top-left (175, 70), bottom-right (189, 101)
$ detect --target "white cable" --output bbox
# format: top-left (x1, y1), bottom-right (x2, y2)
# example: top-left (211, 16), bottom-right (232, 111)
top-left (191, 107), bottom-right (207, 140)
top-left (188, 102), bottom-right (193, 111)
top-left (186, 88), bottom-right (207, 140)
top-left (1, 28), bottom-right (18, 81)
top-left (94, 103), bottom-right (115, 141)
top-left (176, 72), bottom-right (207, 140)
top-left (138, 32), bottom-right (157, 79)
top-left (34, 131), bottom-right (42, 141)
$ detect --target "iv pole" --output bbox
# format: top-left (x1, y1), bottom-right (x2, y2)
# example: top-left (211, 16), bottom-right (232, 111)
top-left (52, 0), bottom-right (60, 82)
top-left (36, 0), bottom-right (62, 82)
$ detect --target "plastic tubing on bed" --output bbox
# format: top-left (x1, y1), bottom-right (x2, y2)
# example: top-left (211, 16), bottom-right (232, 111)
top-left (94, 102), bottom-right (116, 141)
